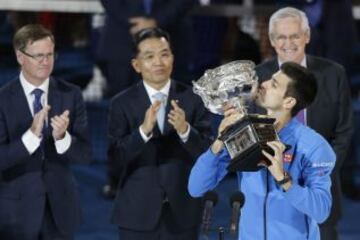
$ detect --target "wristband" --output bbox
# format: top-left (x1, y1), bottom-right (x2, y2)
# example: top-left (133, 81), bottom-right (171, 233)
top-left (276, 171), bottom-right (292, 186)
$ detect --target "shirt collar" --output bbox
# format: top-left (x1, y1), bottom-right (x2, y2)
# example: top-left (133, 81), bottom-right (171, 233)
top-left (19, 71), bottom-right (49, 96)
top-left (278, 117), bottom-right (302, 142)
top-left (143, 79), bottom-right (171, 98)
top-left (278, 56), bottom-right (307, 68)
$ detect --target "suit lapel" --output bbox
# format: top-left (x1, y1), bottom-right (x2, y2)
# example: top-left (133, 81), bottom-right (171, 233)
top-left (137, 82), bottom-right (153, 122)
top-left (47, 78), bottom-right (62, 137)
top-left (306, 56), bottom-right (314, 126)
top-left (163, 82), bottom-right (177, 134)
top-left (305, 55), bottom-right (322, 127)
top-left (136, 82), bottom-right (162, 136)
top-left (10, 80), bottom-right (33, 130)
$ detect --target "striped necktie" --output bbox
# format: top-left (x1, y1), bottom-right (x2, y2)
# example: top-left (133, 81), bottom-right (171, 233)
top-left (153, 92), bottom-right (166, 133)
top-left (32, 88), bottom-right (43, 115)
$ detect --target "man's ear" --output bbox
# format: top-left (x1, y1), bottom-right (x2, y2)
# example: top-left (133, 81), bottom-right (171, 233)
top-left (305, 30), bottom-right (311, 44)
top-left (131, 58), bottom-right (141, 73)
top-left (269, 38), bottom-right (276, 48)
top-left (15, 50), bottom-right (24, 66)
top-left (284, 97), bottom-right (296, 111)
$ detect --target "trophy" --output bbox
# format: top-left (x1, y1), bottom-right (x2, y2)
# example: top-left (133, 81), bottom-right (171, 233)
top-left (193, 60), bottom-right (278, 172)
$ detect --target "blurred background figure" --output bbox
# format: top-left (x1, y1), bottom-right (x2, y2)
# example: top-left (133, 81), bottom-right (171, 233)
top-left (97, 0), bottom-right (196, 99)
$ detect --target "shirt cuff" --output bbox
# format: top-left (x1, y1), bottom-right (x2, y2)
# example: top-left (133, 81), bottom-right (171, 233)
top-left (203, 148), bottom-right (230, 165)
top-left (22, 129), bottom-right (41, 154)
top-left (178, 123), bottom-right (190, 143)
top-left (55, 131), bottom-right (71, 154)
top-left (139, 126), bottom-right (152, 142)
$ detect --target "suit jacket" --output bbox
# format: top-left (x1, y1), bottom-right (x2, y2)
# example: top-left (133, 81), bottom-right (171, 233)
top-left (109, 81), bottom-right (212, 231)
top-left (0, 77), bottom-right (91, 239)
top-left (255, 55), bottom-right (354, 223)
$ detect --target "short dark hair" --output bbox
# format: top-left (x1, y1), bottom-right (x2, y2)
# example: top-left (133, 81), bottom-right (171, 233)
top-left (281, 62), bottom-right (317, 117)
top-left (132, 27), bottom-right (171, 57)
top-left (13, 24), bottom-right (55, 51)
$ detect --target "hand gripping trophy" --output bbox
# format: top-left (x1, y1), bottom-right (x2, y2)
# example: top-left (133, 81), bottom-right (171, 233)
top-left (193, 60), bottom-right (278, 172)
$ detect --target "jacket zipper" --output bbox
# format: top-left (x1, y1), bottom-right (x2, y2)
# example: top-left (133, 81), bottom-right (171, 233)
top-left (263, 170), bottom-right (269, 240)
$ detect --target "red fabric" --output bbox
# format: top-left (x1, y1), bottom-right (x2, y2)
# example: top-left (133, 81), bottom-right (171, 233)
top-left (38, 12), bottom-right (56, 31)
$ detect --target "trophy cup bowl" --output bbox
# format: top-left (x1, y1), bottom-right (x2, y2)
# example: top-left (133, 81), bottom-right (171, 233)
top-left (193, 60), bottom-right (278, 172)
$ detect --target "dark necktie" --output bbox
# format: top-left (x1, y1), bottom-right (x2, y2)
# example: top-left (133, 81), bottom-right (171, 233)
top-left (143, 0), bottom-right (152, 14)
top-left (32, 88), bottom-right (43, 115)
top-left (32, 88), bottom-right (46, 150)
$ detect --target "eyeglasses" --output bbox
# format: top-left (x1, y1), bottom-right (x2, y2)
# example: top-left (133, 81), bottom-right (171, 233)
top-left (20, 50), bottom-right (57, 62)
top-left (273, 32), bottom-right (305, 43)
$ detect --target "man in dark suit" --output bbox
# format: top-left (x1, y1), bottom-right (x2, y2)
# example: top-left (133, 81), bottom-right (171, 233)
top-left (0, 24), bottom-right (91, 240)
top-left (99, 0), bottom-right (196, 197)
top-left (108, 28), bottom-right (211, 240)
top-left (255, 7), bottom-right (353, 240)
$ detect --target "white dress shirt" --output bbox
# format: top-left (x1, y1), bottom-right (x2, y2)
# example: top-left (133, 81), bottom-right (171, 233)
top-left (20, 72), bottom-right (71, 154)
top-left (139, 80), bottom-right (190, 142)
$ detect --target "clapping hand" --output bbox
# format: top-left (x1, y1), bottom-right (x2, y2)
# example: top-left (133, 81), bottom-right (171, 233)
top-left (51, 110), bottom-right (70, 140)
top-left (168, 100), bottom-right (188, 135)
top-left (140, 101), bottom-right (162, 136)
top-left (30, 105), bottom-right (51, 137)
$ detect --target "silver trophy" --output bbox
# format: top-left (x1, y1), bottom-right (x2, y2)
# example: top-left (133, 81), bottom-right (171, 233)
top-left (193, 60), bottom-right (278, 172)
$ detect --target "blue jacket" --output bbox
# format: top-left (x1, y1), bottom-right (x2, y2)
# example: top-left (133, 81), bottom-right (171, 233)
top-left (188, 118), bottom-right (336, 240)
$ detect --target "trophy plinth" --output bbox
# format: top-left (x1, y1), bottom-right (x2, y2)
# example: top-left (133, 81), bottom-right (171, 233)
top-left (193, 60), bottom-right (278, 172)
top-left (219, 114), bottom-right (277, 172)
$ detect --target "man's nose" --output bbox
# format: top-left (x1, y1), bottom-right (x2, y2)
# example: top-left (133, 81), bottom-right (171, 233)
top-left (40, 55), bottom-right (52, 64)
top-left (42, 58), bottom-right (50, 64)
top-left (153, 55), bottom-right (162, 65)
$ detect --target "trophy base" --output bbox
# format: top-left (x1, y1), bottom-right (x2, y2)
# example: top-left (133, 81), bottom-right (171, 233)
top-left (226, 143), bottom-right (273, 172)
top-left (219, 114), bottom-right (278, 172)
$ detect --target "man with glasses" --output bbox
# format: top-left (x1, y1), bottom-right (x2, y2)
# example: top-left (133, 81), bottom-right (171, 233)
top-left (108, 27), bottom-right (211, 240)
top-left (256, 7), bottom-right (353, 240)
top-left (0, 24), bottom-right (91, 239)
top-left (19, 49), bottom-right (57, 62)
